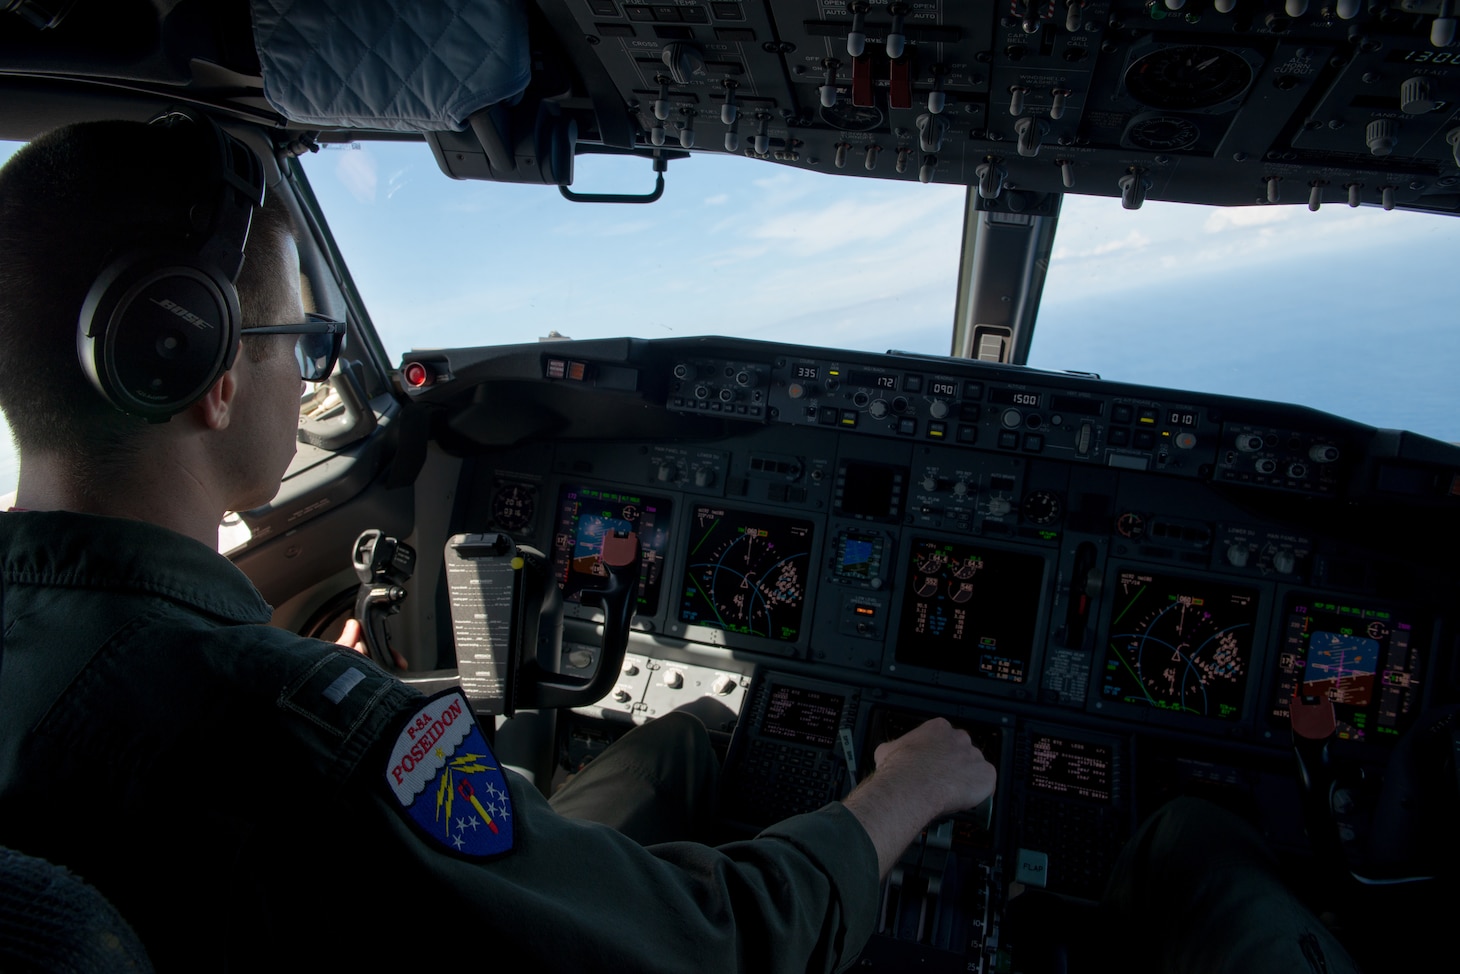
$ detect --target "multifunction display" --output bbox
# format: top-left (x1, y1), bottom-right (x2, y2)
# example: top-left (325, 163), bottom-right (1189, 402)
top-left (1101, 570), bottom-right (1260, 721)
top-left (551, 485), bottom-right (672, 613)
top-left (1270, 596), bottom-right (1425, 743)
top-left (761, 685), bottom-right (843, 748)
top-left (1028, 735), bottom-right (1114, 803)
top-left (896, 539), bottom-right (1046, 683)
top-left (679, 505), bottom-right (815, 642)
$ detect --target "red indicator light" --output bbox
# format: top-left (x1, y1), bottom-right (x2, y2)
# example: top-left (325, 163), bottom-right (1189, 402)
top-left (403, 362), bottom-right (430, 387)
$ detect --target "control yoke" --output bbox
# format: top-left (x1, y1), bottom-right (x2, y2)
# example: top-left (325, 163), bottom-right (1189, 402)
top-left (351, 528), bottom-right (415, 670)
top-left (350, 528), bottom-right (642, 715)
top-left (516, 529), bottom-right (641, 710)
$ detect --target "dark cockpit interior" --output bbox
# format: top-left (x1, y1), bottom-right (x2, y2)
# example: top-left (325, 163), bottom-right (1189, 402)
top-left (2, 1), bottom-right (1458, 971)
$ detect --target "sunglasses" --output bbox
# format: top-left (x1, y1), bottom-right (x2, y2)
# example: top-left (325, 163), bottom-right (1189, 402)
top-left (243, 313), bottom-right (347, 382)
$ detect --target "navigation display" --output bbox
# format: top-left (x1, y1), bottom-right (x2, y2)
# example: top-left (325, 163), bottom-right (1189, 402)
top-left (1028, 735), bottom-right (1113, 803)
top-left (895, 539), bottom-right (1046, 683)
top-left (1270, 596), bottom-right (1425, 743)
top-left (762, 685), bottom-right (843, 748)
top-left (551, 484), bottom-right (672, 613)
top-left (678, 505), bottom-right (814, 642)
top-left (1100, 570), bottom-right (1259, 721)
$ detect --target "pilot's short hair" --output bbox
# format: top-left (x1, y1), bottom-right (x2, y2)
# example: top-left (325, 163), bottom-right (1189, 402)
top-left (0, 119), bottom-right (294, 483)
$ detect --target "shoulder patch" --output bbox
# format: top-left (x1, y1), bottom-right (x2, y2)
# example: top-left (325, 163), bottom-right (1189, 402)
top-left (385, 690), bottom-right (515, 859)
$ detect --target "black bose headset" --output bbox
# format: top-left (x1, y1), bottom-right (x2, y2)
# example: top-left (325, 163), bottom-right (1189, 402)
top-left (76, 109), bottom-right (267, 422)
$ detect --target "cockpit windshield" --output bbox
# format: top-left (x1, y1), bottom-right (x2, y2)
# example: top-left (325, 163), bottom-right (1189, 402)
top-left (2, 136), bottom-right (1457, 503)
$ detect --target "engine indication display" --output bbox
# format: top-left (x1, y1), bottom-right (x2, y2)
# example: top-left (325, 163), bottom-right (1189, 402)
top-left (895, 539), bottom-right (1046, 684)
top-left (679, 506), bottom-right (814, 642)
top-left (551, 484), bottom-right (672, 613)
top-left (1101, 570), bottom-right (1259, 721)
top-left (1270, 596), bottom-right (1425, 743)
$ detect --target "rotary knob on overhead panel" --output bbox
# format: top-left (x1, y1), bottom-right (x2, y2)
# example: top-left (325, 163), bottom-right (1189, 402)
top-left (661, 43), bottom-right (707, 85)
top-left (1236, 433), bottom-right (1264, 452)
top-left (1119, 170), bottom-right (1151, 210)
top-left (663, 668), bottom-right (685, 689)
top-left (693, 467), bottom-right (716, 488)
top-left (613, 688), bottom-right (633, 704)
top-left (1366, 119), bottom-right (1398, 157)
top-left (1401, 77), bottom-right (1439, 114)
top-left (987, 496), bottom-right (1013, 517)
top-left (917, 113), bottom-right (949, 153)
top-left (656, 462), bottom-right (680, 482)
top-left (1226, 544), bottom-right (1251, 568)
top-left (623, 661), bottom-right (640, 675)
top-left (952, 480), bottom-right (969, 497)
top-left (712, 674), bottom-right (737, 696)
top-left (1270, 549), bottom-right (1297, 575)
top-left (1015, 116), bottom-right (1046, 157)
top-left (920, 475), bottom-right (940, 491)
top-left (977, 160), bottom-right (1007, 200)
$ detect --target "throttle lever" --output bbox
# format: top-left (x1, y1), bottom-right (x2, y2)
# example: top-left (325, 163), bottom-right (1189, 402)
top-left (351, 529), bottom-right (416, 670)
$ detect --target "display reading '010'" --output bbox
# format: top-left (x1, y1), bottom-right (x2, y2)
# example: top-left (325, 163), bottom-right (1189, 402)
top-left (678, 506), bottom-right (814, 642)
top-left (1101, 570), bottom-right (1259, 721)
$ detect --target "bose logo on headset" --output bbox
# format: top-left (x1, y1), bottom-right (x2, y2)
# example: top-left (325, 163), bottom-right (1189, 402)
top-left (76, 108), bottom-right (266, 421)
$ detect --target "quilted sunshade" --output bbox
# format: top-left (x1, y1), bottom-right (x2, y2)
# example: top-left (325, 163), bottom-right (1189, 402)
top-left (251, 0), bottom-right (530, 132)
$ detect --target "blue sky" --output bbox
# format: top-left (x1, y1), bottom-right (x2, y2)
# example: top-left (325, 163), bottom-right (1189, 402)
top-left (3, 137), bottom-right (1458, 500)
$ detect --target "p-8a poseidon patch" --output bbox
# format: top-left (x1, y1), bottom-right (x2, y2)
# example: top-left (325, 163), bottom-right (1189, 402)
top-left (386, 690), bottom-right (515, 859)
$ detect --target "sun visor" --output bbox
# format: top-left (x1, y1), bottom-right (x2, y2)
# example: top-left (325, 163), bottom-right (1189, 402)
top-left (249, 0), bottom-right (530, 133)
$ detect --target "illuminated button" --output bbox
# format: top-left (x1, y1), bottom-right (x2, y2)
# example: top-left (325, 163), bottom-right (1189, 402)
top-left (998, 430), bottom-right (1019, 449)
top-left (927, 422), bottom-right (947, 439)
top-left (1137, 408), bottom-right (1159, 425)
top-left (840, 410), bottom-right (859, 428)
top-left (1109, 428), bottom-right (1130, 447)
top-left (403, 362), bottom-right (432, 388)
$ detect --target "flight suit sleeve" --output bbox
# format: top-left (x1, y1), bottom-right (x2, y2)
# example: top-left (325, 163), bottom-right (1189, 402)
top-left (365, 771), bottom-right (881, 974)
top-left (271, 656), bottom-right (880, 972)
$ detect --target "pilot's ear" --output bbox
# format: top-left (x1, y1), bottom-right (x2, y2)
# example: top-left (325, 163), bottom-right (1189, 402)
top-left (193, 349), bottom-right (240, 431)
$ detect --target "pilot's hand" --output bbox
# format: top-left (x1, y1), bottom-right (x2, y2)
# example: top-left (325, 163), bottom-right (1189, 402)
top-left (872, 717), bottom-right (997, 820)
top-left (334, 618), bottom-right (408, 670)
top-left (843, 717), bottom-right (997, 878)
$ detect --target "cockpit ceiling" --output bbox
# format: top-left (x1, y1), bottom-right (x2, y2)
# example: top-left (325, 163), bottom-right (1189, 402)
top-left (1, 1), bottom-right (1458, 215)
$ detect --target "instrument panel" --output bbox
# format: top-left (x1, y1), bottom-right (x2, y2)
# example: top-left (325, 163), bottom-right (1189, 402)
top-left (419, 334), bottom-right (1456, 969)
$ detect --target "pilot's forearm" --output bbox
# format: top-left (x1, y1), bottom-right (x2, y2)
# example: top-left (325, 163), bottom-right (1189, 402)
top-left (841, 717), bottom-right (998, 878)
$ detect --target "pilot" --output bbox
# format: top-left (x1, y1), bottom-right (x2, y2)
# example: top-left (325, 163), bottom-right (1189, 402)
top-left (0, 118), bottom-right (995, 971)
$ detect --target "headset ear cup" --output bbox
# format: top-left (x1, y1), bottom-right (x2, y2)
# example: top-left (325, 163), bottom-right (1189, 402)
top-left (77, 249), bottom-right (241, 422)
